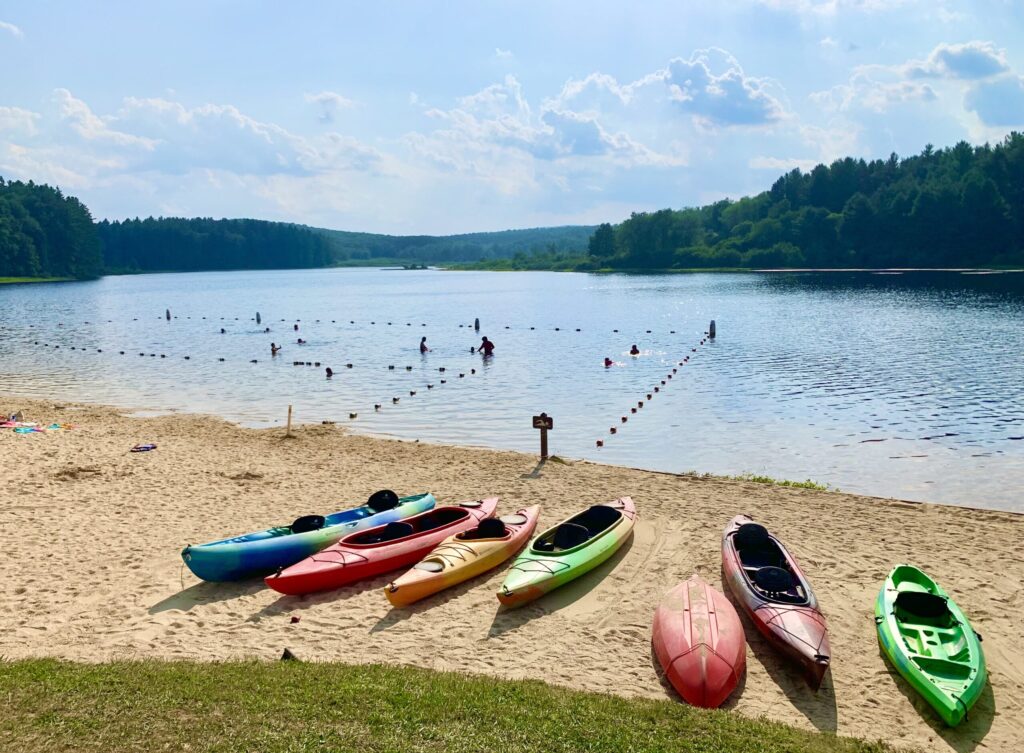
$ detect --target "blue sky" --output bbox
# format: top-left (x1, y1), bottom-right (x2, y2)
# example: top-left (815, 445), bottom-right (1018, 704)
top-left (1, 1), bottom-right (1022, 234)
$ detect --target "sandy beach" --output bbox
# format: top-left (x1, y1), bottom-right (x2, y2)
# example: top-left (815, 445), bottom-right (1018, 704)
top-left (2, 395), bottom-right (1021, 753)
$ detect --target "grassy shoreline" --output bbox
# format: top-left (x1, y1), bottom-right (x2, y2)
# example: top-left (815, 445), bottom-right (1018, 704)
top-left (0, 659), bottom-right (893, 753)
top-left (0, 276), bottom-right (76, 284)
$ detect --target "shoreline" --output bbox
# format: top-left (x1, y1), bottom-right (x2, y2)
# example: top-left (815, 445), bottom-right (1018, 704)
top-left (2, 394), bottom-right (1022, 752)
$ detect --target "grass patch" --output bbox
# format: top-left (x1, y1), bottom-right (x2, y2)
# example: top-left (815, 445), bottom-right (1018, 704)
top-left (0, 276), bottom-right (75, 284)
top-left (0, 659), bottom-right (891, 753)
top-left (683, 471), bottom-right (835, 491)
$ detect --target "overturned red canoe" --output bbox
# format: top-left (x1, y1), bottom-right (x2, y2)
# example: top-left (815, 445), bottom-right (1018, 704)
top-left (652, 575), bottom-right (746, 708)
top-left (722, 515), bottom-right (831, 689)
top-left (265, 498), bottom-right (498, 595)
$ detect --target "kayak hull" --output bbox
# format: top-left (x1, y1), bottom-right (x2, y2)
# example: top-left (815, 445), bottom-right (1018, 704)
top-left (875, 564), bottom-right (987, 726)
top-left (181, 493), bottom-right (435, 581)
top-left (385, 506), bottom-right (540, 607)
top-left (266, 498), bottom-right (498, 595)
top-left (653, 575), bottom-right (746, 708)
top-left (498, 497), bottom-right (636, 608)
top-left (722, 514), bottom-right (831, 689)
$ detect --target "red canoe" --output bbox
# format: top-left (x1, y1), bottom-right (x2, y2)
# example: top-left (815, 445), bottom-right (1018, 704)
top-left (721, 515), bottom-right (831, 689)
top-left (265, 498), bottom-right (498, 595)
top-left (652, 575), bottom-right (746, 708)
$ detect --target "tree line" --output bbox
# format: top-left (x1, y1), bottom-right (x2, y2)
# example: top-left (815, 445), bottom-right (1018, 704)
top-left (0, 178), bottom-right (103, 279)
top-left (585, 133), bottom-right (1024, 270)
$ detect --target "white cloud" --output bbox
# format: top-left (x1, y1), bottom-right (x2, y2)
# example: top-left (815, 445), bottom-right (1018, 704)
top-left (819, 36), bottom-right (839, 49)
top-left (304, 90), bottom-right (355, 123)
top-left (749, 156), bottom-right (820, 171)
top-left (754, 0), bottom-right (912, 16)
top-left (0, 106), bottom-right (40, 136)
top-left (965, 75), bottom-right (1024, 126)
top-left (54, 88), bottom-right (157, 149)
top-left (494, 48), bottom-right (513, 59)
top-left (0, 20), bottom-right (23, 37)
top-left (903, 41), bottom-right (1009, 80)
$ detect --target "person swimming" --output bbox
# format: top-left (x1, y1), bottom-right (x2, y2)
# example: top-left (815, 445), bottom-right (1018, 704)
top-left (420, 336), bottom-right (429, 353)
top-left (630, 344), bottom-right (640, 355)
top-left (604, 357), bottom-right (614, 367)
top-left (325, 367), bottom-right (333, 378)
top-left (271, 343), bottom-right (282, 355)
top-left (297, 338), bottom-right (306, 345)
top-left (480, 336), bottom-right (495, 356)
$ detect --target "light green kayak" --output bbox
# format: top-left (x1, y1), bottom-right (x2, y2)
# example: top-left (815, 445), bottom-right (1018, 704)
top-left (875, 564), bottom-right (986, 726)
top-left (497, 497), bottom-right (635, 608)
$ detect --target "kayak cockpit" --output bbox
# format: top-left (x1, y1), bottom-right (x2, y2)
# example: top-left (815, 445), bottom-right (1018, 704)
top-left (457, 517), bottom-right (510, 541)
top-left (733, 523), bottom-right (809, 605)
top-left (533, 504), bottom-right (621, 553)
top-left (347, 506), bottom-right (469, 546)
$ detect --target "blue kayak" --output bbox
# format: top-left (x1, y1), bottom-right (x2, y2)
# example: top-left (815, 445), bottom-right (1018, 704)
top-left (181, 491), bottom-right (436, 581)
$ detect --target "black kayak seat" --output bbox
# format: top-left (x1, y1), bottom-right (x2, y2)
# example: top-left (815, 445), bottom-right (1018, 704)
top-left (460, 517), bottom-right (507, 541)
top-left (754, 566), bottom-right (795, 593)
top-left (734, 522), bottom-right (771, 551)
top-left (367, 489), bottom-right (400, 513)
top-left (290, 514), bottom-right (326, 534)
top-left (554, 522), bottom-right (591, 550)
top-left (577, 505), bottom-right (622, 536)
top-left (895, 590), bottom-right (951, 620)
top-left (377, 521), bottom-right (414, 542)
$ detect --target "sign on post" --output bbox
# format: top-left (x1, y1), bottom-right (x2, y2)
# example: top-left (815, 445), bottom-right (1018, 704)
top-left (532, 413), bottom-right (553, 458)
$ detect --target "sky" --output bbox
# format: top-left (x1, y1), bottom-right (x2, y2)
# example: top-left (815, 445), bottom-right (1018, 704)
top-left (1, 1), bottom-right (1023, 235)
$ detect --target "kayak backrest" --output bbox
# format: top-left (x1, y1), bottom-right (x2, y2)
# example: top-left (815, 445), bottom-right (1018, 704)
top-left (459, 517), bottom-right (507, 541)
top-left (895, 590), bottom-right (952, 621)
top-left (376, 521), bottom-right (414, 542)
top-left (554, 523), bottom-right (591, 550)
top-left (734, 522), bottom-right (770, 551)
top-left (367, 489), bottom-right (400, 512)
top-left (290, 514), bottom-right (326, 534)
top-left (575, 505), bottom-right (622, 536)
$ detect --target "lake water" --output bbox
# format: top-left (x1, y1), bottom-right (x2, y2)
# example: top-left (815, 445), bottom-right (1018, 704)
top-left (1, 268), bottom-right (1022, 511)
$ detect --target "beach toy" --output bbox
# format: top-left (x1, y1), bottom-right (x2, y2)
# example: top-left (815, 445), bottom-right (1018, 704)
top-left (386, 505), bottom-right (540, 608)
top-left (653, 575), bottom-right (746, 708)
top-left (130, 443), bottom-right (158, 452)
top-left (498, 497), bottom-right (636, 608)
top-left (182, 491), bottom-right (435, 582)
top-left (266, 498), bottom-right (498, 595)
top-left (722, 515), bottom-right (831, 689)
top-left (14, 427), bottom-right (39, 434)
top-left (875, 565), bottom-right (986, 726)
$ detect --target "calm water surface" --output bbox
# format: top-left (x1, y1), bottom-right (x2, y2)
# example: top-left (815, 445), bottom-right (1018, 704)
top-left (1, 269), bottom-right (1022, 511)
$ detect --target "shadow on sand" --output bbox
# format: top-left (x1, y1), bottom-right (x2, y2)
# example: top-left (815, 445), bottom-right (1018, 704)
top-left (486, 533), bottom-right (636, 639)
top-left (149, 577), bottom-right (267, 614)
top-left (370, 574), bottom-right (491, 634)
top-left (247, 575), bottom-right (390, 623)
top-left (877, 645), bottom-right (994, 753)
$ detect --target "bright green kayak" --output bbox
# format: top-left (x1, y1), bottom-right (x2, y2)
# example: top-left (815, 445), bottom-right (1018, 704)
top-left (497, 497), bottom-right (635, 608)
top-left (875, 564), bottom-right (987, 726)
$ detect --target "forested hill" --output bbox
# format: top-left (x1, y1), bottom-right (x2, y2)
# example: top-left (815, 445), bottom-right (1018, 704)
top-left (585, 133), bottom-right (1024, 270)
top-left (97, 218), bottom-right (335, 273)
top-left (0, 179), bottom-right (103, 279)
top-left (311, 225), bottom-right (595, 263)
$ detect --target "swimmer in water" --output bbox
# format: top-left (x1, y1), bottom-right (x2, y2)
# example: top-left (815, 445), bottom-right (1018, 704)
top-left (630, 344), bottom-right (640, 356)
top-left (480, 336), bottom-right (495, 357)
top-left (604, 357), bottom-right (614, 367)
top-left (271, 343), bottom-right (282, 355)
top-left (420, 336), bottom-right (429, 353)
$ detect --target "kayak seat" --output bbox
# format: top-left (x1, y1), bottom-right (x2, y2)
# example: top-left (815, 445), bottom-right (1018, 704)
top-left (754, 566), bottom-right (795, 592)
top-left (575, 505), bottom-right (622, 536)
top-left (734, 522), bottom-right (771, 550)
top-left (290, 514), bottom-right (326, 534)
top-left (459, 517), bottom-right (507, 541)
top-left (554, 523), bottom-right (591, 550)
top-left (367, 489), bottom-right (400, 513)
top-left (895, 590), bottom-right (953, 623)
top-left (375, 521), bottom-right (414, 542)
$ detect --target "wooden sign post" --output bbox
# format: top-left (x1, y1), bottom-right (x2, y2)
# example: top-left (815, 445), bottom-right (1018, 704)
top-left (532, 413), bottom-right (553, 459)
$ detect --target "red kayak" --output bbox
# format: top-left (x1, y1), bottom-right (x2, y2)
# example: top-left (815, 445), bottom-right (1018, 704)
top-left (652, 575), bottom-right (746, 708)
top-left (265, 498), bottom-right (498, 595)
top-left (721, 515), bottom-right (831, 689)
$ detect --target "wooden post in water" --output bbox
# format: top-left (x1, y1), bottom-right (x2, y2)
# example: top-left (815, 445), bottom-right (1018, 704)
top-left (533, 413), bottom-right (553, 459)
top-left (165, 308), bottom-right (171, 321)
top-left (709, 320), bottom-right (716, 339)
top-left (286, 404), bottom-right (293, 437)
top-left (474, 317), bottom-right (480, 331)
top-left (256, 311), bottom-right (262, 325)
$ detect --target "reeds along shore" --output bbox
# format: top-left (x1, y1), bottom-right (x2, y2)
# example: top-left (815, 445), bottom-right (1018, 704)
top-left (2, 395), bottom-right (1022, 753)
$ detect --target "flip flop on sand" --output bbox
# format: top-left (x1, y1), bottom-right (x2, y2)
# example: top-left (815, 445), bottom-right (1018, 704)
top-left (130, 443), bottom-right (157, 452)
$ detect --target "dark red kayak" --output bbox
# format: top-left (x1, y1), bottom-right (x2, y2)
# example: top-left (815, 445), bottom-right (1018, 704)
top-left (721, 515), bottom-right (830, 689)
top-left (266, 498), bottom-right (498, 595)
top-left (652, 575), bottom-right (746, 708)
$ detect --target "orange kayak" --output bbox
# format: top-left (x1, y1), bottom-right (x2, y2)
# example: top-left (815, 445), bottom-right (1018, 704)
top-left (385, 505), bottom-right (540, 607)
